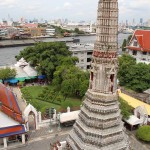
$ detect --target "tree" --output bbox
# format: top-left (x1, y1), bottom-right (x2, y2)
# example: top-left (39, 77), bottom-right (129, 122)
top-left (127, 35), bottom-right (132, 44)
top-left (53, 63), bottom-right (89, 99)
top-left (119, 97), bottom-right (132, 119)
top-left (74, 28), bottom-right (85, 34)
top-left (121, 39), bottom-right (127, 51)
top-left (121, 34), bottom-right (132, 51)
top-left (74, 28), bottom-right (80, 33)
top-left (118, 54), bottom-right (150, 92)
top-left (15, 42), bottom-right (71, 80)
top-left (118, 54), bottom-right (136, 86)
top-left (0, 67), bottom-right (16, 80)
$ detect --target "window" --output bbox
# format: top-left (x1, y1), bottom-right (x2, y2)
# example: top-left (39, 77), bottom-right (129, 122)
top-left (142, 58), bottom-right (146, 60)
top-left (87, 52), bottom-right (92, 55)
top-left (87, 58), bottom-right (91, 62)
top-left (133, 40), bottom-right (138, 46)
top-left (87, 65), bottom-right (91, 69)
top-left (143, 52), bottom-right (147, 55)
top-left (132, 50), bottom-right (137, 55)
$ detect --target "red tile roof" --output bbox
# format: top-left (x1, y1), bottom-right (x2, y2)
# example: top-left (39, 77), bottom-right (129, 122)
top-left (0, 83), bottom-right (24, 123)
top-left (23, 23), bottom-right (38, 28)
top-left (127, 29), bottom-right (150, 52)
top-left (0, 125), bottom-right (25, 138)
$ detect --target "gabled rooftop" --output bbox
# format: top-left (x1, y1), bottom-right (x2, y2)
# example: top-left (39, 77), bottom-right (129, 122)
top-left (127, 29), bottom-right (150, 52)
top-left (0, 83), bottom-right (24, 123)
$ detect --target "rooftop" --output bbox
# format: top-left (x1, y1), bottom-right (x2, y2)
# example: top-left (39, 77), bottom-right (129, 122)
top-left (127, 29), bottom-right (150, 52)
top-left (119, 92), bottom-right (150, 115)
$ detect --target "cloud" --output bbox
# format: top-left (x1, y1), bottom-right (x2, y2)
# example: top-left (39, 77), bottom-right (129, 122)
top-left (63, 2), bottom-right (72, 10)
top-left (0, 0), bottom-right (18, 6)
top-left (23, 3), bottom-right (42, 13)
top-left (0, 0), bottom-right (150, 22)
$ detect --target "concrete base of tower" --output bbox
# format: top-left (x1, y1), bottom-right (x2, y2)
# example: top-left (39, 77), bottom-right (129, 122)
top-left (66, 130), bottom-right (130, 150)
top-left (65, 89), bottom-right (130, 150)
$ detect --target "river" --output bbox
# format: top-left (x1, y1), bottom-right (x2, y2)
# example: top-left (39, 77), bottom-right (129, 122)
top-left (0, 33), bottom-right (130, 66)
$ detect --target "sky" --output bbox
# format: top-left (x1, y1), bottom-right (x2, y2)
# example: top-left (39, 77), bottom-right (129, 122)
top-left (0, 0), bottom-right (150, 23)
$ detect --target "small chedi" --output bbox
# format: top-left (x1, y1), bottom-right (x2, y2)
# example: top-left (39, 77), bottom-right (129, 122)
top-left (66, 0), bottom-right (129, 149)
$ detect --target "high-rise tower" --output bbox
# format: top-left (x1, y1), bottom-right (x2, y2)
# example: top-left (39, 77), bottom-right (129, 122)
top-left (66, 0), bottom-right (129, 149)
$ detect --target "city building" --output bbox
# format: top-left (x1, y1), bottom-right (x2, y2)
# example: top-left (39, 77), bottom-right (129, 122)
top-left (0, 83), bottom-right (26, 148)
top-left (62, 22), bottom-right (96, 33)
top-left (126, 30), bottom-right (150, 64)
top-left (69, 43), bottom-right (93, 70)
top-left (66, 0), bottom-right (129, 149)
top-left (45, 28), bottom-right (55, 36)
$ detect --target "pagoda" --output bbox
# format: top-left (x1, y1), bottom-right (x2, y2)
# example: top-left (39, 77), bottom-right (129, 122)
top-left (66, 0), bottom-right (129, 149)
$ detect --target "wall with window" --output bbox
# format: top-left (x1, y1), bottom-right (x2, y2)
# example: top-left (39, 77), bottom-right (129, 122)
top-left (128, 49), bottom-right (150, 64)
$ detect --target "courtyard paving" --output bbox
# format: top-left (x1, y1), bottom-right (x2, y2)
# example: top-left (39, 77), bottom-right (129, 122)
top-left (1, 126), bottom-right (149, 150)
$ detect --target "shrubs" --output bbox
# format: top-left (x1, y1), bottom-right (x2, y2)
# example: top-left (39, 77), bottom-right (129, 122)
top-left (119, 97), bottom-right (133, 119)
top-left (136, 125), bottom-right (150, 142)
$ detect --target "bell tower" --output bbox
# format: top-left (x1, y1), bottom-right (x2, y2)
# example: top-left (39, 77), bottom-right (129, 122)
top-left (66, 0), bottom-right (129, 149)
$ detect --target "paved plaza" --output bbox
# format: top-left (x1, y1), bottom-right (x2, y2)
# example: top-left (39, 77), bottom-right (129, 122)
top-left (1, 126), bottom-right (148, 150)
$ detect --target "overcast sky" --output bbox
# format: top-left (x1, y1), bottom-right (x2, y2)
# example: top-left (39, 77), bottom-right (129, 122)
top-left (0, 0), bottom-right (149, 23)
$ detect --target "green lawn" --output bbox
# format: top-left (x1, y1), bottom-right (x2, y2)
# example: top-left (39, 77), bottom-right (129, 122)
top-left (21, 85), bottom-right (82, 113)
top-left (23, 86), bottom-right (44, 98)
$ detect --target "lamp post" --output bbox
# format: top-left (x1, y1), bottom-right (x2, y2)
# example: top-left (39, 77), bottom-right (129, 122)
top-left (49, 108), bottom-right (53, 133)
top-left (57, 112), bottom-right (61, 131)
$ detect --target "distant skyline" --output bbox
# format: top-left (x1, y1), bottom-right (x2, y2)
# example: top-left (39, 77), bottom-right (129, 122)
top-left (0, 0), bottom-right (150, 23)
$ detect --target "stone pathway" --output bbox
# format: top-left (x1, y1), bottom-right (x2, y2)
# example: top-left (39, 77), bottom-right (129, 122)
top-left (28, 125), bottom-right (72, 140)
top-left (126, 130), bottom-right (150, 150)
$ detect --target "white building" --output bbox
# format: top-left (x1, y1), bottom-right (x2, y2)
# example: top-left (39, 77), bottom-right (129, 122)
top-left (45, 28), bottom-right (55, 36)
top-left (127, 30), bottom-right (150, 64)
top-left (69, 43), bottom-right (94, 70)
top-left (62, 22), bottom-right (96, 33)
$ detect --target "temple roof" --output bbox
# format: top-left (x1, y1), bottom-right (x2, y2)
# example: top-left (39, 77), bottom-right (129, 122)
top-left (127, 29), bottom-right (150, 52)
top-left (0, 83), bottom-right (24, 123)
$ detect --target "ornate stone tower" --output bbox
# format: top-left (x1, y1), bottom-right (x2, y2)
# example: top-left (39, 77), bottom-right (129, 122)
top-left (66, 0), bottom-right (129, 150)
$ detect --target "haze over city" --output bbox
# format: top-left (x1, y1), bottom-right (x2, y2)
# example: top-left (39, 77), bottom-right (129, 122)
top-left (0, 0), bottom-right (150, 22)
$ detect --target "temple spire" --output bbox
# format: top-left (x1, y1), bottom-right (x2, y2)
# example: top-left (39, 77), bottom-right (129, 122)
top-left (66, 0), bottom-right (129, 149)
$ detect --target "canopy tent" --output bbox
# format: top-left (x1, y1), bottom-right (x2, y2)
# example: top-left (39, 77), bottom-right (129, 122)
top-left (14, 57), bottom-right (28, 67)
top-left (2, 58), bottom-right (38, 83)
top-left (15, 77), bottom-right (26, 82)
top-left (13, 66), bottom-right (29, 78)
top-left (4, 78), bottom-right (13, 83)
top-left (29, 76), bottom-right (37, 79)
top-left (23, 65), bottom-right (37, 77)
top-left (38, 75), bottom-right (46, 79)
top-left (25, 77), bottom-right (31, 80)
top-left (9, 79), bottom-right (18, 84)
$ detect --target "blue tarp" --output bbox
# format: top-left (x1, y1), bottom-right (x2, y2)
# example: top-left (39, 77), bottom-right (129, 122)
top-left (38, 75), bottom-right (46, 79)
top-left (9, 79), bottom-right (18, 84)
